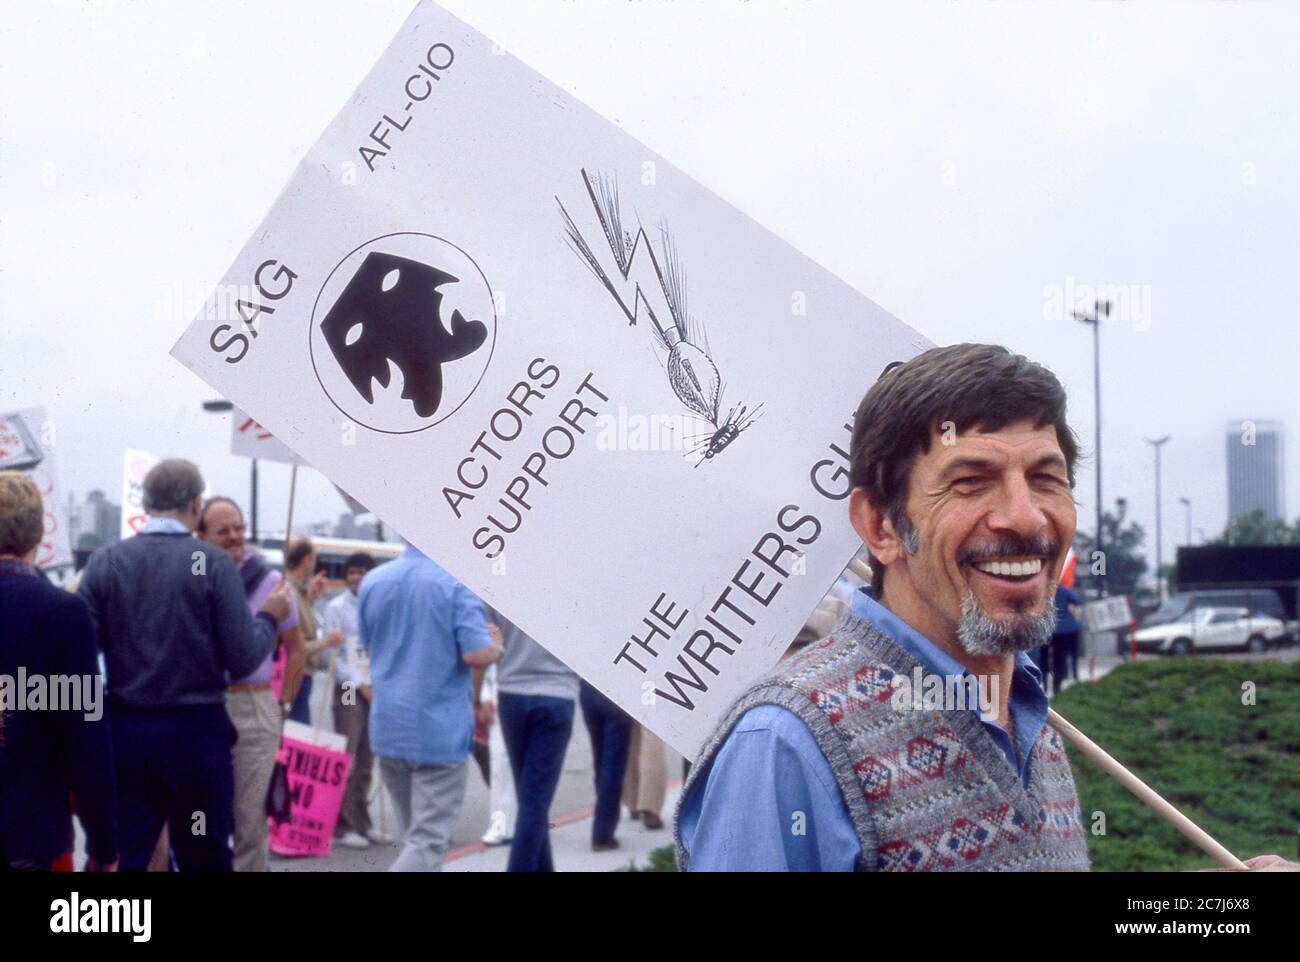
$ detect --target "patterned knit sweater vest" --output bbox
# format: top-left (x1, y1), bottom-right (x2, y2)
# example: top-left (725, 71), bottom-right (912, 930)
top-left (677, 610), bottom-right (1091, 871)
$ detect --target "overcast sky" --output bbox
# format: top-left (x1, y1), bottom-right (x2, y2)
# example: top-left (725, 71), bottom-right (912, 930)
top-left (3, 0), bottom-right (1298, 572)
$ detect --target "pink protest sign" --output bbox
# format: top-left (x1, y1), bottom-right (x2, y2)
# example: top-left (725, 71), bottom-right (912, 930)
top-left (268, 720), bottom-right (352, 857)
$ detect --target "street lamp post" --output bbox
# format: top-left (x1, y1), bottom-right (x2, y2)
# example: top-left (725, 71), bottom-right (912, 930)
top-left (1146, 435), bottom-right (1172, 599)
top-left (1071, 299), bottom-right (1111, 596)
top-left (200, 399), bottom-right (258, 542)
top-left (1179, 496), bottom-right (1191, 547)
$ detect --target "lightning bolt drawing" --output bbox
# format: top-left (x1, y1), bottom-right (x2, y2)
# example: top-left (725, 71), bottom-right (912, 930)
top-left (557, 167), bottom-right (764, 464)
top-left (557, 170), bottom-right (707, 352)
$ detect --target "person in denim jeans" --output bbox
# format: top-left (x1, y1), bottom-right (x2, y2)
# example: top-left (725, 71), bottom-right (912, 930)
top-left (578, 680), bottom-right (633, 851)
top-left (486, 605), bottom-right (577, 873)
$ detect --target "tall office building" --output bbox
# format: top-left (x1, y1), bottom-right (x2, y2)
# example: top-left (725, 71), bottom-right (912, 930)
top-left (70, 489), bottom-right (121, 552)
top-left (1225, 419), bottom-right (1285, 523)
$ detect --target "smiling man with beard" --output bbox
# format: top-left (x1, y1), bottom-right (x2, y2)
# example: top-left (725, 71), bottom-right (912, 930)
top-left (676, 343), bottom-right (1090, 871)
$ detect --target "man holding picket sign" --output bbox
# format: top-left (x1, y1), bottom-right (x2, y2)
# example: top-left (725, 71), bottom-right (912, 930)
top-left (677, 344), bottom-right (1297, 872)
top-left (155, 2), bottom-right (1297, 875)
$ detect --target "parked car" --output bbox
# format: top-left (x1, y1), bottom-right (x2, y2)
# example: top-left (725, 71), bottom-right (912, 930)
top-left (1176, 545), bottom-right (1300, 644)
top-left (1140, 589), bottom-right (1290, 635)
top-left (1133, 606), bottom-right (1288, 654)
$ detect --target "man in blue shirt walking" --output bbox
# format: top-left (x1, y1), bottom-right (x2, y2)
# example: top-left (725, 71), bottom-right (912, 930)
top-left (359, 542), bottom-right (500, 871)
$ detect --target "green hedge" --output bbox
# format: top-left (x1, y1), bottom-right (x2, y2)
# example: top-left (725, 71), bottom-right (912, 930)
top-left (1054, 657), bottom-right (1300, 871)
top-left (628, 658), bottom-right (1299, 873)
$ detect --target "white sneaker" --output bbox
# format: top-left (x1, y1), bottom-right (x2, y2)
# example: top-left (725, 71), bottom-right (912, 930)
top-left (480, 829), bottom-right (512, 846)
top-left (365, 829), bottom-right (394, 845)
top-left (337, 831), bottom-right (371, 849)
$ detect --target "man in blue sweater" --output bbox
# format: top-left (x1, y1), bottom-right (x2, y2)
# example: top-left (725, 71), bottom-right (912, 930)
top-left (78, 459), bottom-right (291, 871)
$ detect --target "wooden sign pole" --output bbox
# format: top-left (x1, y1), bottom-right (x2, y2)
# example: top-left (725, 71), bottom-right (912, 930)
top-left (284, 463), bottom-right (298, 548)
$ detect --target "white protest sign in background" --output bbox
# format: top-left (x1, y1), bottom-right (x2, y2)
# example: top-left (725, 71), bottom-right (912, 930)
top-left (1084, 596), bottom-right (1134, 633)
top-left (170, 1), bottom-right (931, 758)
top-left (231, 407), bottom-right (307, 465)
top-left (120, 448), bottom-right (161, 539)
top-left (0, 407), bottom-right (71, 571)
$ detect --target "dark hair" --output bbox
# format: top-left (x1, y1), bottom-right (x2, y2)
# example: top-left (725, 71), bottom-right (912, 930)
top-left (850, 343), bottom-right (1080, 590)
top-left (344, 552), bottom-right (375, 572)
top-left (196, 496), bottom-right (243, 534)
top-left (285, 537), bottom-right (315, 570)
top-left (142, 459), bottom-right (205, 513)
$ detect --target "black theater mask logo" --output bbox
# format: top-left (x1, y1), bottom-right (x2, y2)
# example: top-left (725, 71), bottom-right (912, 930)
top-left (310, 233), bottom-right (497, 434)
top-left (322, 252), bottom-right (487, 417)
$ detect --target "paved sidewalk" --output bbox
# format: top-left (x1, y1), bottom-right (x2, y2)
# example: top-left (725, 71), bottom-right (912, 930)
top-left (1063, 653), bottom-right (1124, 689)
top-left (444, 783), bottom-right (683, 872)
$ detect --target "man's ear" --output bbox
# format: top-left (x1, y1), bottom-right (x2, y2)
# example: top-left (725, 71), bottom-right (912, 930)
top-left (849, 488), bottom-right (903, 567)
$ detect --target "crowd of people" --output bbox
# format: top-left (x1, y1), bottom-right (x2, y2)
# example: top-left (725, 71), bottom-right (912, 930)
top-left (5, 344), bottom-right (1297, 875)
top-left (0, 458), bottom-right (667, 873)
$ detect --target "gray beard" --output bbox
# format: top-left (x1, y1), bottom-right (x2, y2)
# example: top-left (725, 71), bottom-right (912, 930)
top-left (956, 580), bottom-right (1059, 656)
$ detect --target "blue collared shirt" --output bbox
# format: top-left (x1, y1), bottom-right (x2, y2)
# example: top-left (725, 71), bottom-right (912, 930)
top-left (358, 545), bottom-right (491, 764)
top-left (678, 589), bottom-right (1049, 871)
top-left (139, 517), bottom-right (189, 535)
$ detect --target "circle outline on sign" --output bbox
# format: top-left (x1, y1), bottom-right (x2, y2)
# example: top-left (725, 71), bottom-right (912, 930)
top-left (308, 231), bottom-right (498, 435)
